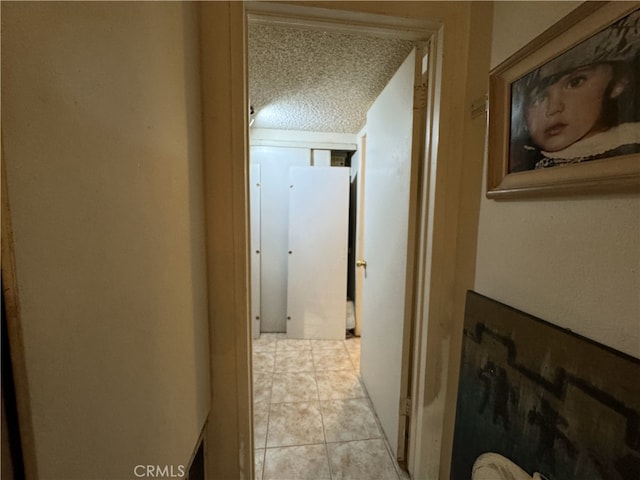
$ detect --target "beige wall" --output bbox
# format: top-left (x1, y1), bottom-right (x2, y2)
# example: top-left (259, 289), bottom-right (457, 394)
top-left (1, 2), bottom-right (210, 479)
top-left (476, 0), bottom-right (640, 359)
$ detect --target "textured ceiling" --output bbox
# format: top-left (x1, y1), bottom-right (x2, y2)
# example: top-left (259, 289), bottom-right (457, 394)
top-left (249, 23), bottom-right (415, 134)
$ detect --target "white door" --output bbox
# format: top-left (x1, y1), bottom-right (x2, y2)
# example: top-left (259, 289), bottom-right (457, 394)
top-left (251, 146), bottom-right (310, 332)
top-left (359, 48), bottom-right (417, 456)
top-left (250, 164), bottom-right (261, 339)
top-left (286, 166), bottom-right (350, 340)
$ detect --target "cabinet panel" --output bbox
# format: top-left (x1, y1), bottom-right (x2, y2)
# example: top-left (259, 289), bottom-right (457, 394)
top-left (250, 164), bottom-right (261, 339)
top-left (286, 167), bottom-right (349, 340)
top-left (250, 146), bottom-right (310, 332)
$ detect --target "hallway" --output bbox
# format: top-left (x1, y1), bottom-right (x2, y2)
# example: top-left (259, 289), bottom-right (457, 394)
top-left (252, 334), bottom-right (405, 479)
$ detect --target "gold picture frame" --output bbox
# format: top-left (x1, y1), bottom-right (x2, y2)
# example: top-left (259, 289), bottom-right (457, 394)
top-left (487, 2), bottom-right (640, 199)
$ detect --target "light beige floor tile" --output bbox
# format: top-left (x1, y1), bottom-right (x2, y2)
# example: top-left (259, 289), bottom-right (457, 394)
top-left (327, 439), bottom-right (399, 480)
top-left (271, 372), bottom-right (319, 403)
top-left (253, 351), bottom-right (275, 374)
top-left (276, 338), bottom-right (312, 352)
top-left (344, 338), bottom-right (360, 367)
top-left (255, 449), bottom-right (265, 480)
top-left (253, 334), bottom-right (278, 353)
top-left (253, 372), bottom-right (273, 404)
top-left (311, 339), bottom-right (347, 351)
top-left (348, 351), bottom-right (361, 372)
top-left (275, 349), bottom-right (314, 373)
top-left (263, 444), bottom-right (331, 480)
top-left (267, 401), bottom-right (325, 447)
top-left (398, 466), bottom-right (411, 480)
top-left (321, 398), bottom-right (381, 443)
top-left (344, 338), bottom-right (360, 355)
top-left (316, 370), bottom-right (365, 400)
top-left (263, 333), bottom-right (286, 339)
top-left (254, 401), bottom-right (269, 449)
top-left (313, 348), bottom-right (354, 371)
top-left (344, 336), bottom-right (360, 348)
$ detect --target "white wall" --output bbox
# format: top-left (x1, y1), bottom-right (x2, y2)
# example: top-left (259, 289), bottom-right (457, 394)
top-left (250, 128), bottom-right (357, 150)
top-left (2, 2), bottom-right (210, 478)
top-left (475, 1), bottom-right (640, 358)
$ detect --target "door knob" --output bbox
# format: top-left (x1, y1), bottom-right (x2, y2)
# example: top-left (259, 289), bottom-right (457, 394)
top-left (356, 259), bottom-right (367, 268)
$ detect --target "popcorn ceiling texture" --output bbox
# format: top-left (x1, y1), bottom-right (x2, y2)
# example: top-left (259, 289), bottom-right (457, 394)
top-left (249, 23), bottom-right (415, 133)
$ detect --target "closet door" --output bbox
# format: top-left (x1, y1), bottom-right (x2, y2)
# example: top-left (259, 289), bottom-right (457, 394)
top-left (251, 146), bottom-right (310, 332)
top-left (286, 167), bottom-right (349, 340)
top-left (249, 164), bottom-right (261, 339)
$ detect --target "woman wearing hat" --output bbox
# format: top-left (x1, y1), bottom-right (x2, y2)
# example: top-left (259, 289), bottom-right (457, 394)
top-left (509, 9), bottom-right (640, 172)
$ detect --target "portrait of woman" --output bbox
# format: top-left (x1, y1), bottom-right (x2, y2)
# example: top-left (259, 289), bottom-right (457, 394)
top-left (509, 9), bottom-right (640, 173)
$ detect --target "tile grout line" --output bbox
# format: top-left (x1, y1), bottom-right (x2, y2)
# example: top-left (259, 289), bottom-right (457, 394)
top-left (324, 337), bottom-right (361, 479)
top-left (259, 337), bottom-right (275, 480)
top-left (312, 340), bottom-right (335, 480)
top-left (257, 448), bottom-right (265, 480)
top-left (255, 334), bottom-right (280, 479)
top-left (357, 376), bottom-right (402, 480)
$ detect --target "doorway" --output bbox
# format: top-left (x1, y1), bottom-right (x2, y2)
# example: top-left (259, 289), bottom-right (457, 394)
top-left (200, 3), bottom-right (486, 479)
top-left (245, 5), bottom-right (434, 476)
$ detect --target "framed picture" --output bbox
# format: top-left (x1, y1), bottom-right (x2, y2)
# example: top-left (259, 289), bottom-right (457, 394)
top-left (451, 291), bottom-right (640, 480)
top-left (487, 2), bottom-right (640, 199)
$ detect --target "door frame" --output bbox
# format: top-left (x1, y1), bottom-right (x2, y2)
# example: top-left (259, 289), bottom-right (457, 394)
top-left (199, 3), bottom-right (253, 479)
top-left (201, 2), bottom-right (487, 479)
top-left (354, 134), bottom-right (366, 337)
top-left (2, 140), bottom-right (39, 479)
top-left (244, 0), bottom-right (435, 470)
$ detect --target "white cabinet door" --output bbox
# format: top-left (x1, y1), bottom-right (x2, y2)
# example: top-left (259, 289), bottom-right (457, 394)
top-left (286, 166), bottom-right (349, 340)
top-left (250, 163), bottom-right (261, 339)
top-left (360, 48), bottom-right (416, 456)
top-left (250, 146), bottom-right (310, 332)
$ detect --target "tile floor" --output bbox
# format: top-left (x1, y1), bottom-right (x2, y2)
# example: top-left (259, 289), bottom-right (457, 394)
top-left (252, 334), bottom-right (406, 480)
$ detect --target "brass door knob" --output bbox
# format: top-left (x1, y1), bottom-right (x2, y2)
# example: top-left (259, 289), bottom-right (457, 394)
top-left (356, 260), bottom-right (367, 268)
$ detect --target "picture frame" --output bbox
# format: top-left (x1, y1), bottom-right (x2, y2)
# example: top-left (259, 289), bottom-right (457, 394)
top-left (451, 291), bottom-right (640, 480)
top-left (487, 2), bottom-right (640, 199)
